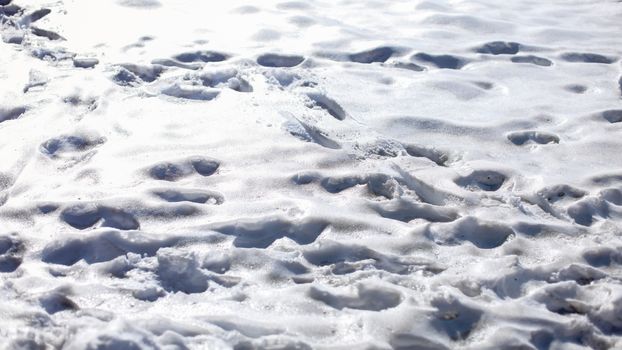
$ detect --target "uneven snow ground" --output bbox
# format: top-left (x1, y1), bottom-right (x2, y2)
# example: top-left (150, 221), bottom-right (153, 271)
top-left (1, 0), bottom-right (622, 349)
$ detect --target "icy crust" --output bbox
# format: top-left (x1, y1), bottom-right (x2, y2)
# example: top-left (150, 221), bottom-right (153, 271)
top-left (1, 0), bottom-right (622, 349)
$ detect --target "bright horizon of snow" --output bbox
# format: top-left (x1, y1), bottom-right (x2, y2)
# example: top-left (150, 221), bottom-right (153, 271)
top-left (1, 0), bottom-right (622, 349)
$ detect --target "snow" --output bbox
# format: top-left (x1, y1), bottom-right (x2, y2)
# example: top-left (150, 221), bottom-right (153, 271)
top-left (1, 0), bottom-right (622, 349)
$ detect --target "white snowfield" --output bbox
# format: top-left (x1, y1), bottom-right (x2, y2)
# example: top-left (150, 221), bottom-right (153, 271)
top-left (1, 0), bottom-right (622, 348)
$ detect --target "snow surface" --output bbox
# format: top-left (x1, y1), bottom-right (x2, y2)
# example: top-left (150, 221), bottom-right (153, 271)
top-left (1, 0), bottom-right (622, 349)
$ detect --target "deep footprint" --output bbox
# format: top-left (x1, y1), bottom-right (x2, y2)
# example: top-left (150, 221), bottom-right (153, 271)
top-left (31, 27), bottom-right (64, 40)
top-left (309, 284), bottom-right (402, 311)
top-left (113, 63), bottom-right (164, 85)
top-left (370, 199), bottom-right (459, 223)
top-left (426, 216), bottom-right (514, 249)
top-left (506, 130), bottom-right (560, 145)
top-left (148, 156), bottom-right (220, 181)
top-left (41, 230), bottom-right (181, 266)
top-left (161, 84), bottom-right (220, 101)
top-left (60, 203), bottom-right (139, 230)
top-left (305, 92), bottom-right (346, 120)
top-left (404, 143), bottom-right (449, 166)
top-left (209, 216), bottom-right (329, 248)
top-left (475, 41), bottom-right (520, 55)
top-left (282, 116), bottom-right (341, 149)
top-left (510, 55), bottom-right (552, 67)
top-left (348, 46), bottom-right (397, 63)
top-left (40, 133), bottom-right (106, 157)
top-left (0, 234), bottom-right (24, 273)
top-left (391, 62), bottom-right (425, 72)
top-left (537, 184), bottom-right (586, 204)
top-left (257, 53), bottom-right (304, 67)
top-left (303, 240), bottom-right (443, 275)
top-left (20, 8), bottom-right (51, 24)
top-left (152, 188), bottom-right (224, 204)
top-left (199, 69), bottom-right (253, 93)
top-left (430, 296), bottom-right (483, 340)
top-left (173, 50), bottom-right (228, 63)
top-left (412, 53), bottom-right (467, 69)
top-left (600, 110), bottom-right (622, 123)
top-left (454, 169), bottom-right (507, 191)
top-left (560, 52), bottom-right (615, 64)
top-left (157, 249), bottom-right (209, 293)
top-left (0, 106), bottom-right (27, 123)
top-left (564, 84), bottom-right (587, 94)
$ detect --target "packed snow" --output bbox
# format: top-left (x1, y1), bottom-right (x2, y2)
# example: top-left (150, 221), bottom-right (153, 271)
top-left (1, 0), bottom-right (622, 349)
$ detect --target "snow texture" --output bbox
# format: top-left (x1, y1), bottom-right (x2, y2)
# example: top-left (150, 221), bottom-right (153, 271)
top-left (1, 0), bottom-right (622, 349)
